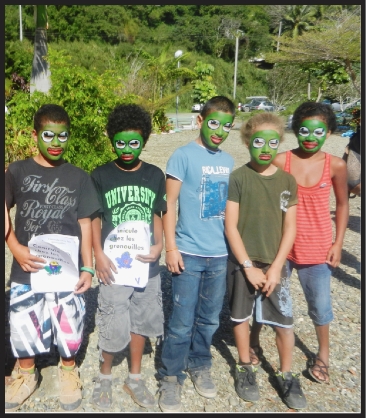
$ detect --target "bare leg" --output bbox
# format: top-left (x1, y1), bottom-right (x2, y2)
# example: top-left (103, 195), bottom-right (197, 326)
top-left (18, 357), bottom-right (36, 370)
top-left (311, 323), bottom-right (330, 382)
top-left (129, 333), bottom-right (146, 375)
top-left (250, 319), bottom-right (263, 348)
top-left (274, 326), bottom-right (294, 372)
top-left (60, 356), bottom-right (76, 367)
top-left (233, 321), bottom-right (251, 364)
top-left (100, 351), bottom-right (114, 375)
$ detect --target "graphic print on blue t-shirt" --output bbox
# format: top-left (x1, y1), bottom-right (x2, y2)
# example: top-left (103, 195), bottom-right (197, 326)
top-left (200, 169), bottom-right (230, 219)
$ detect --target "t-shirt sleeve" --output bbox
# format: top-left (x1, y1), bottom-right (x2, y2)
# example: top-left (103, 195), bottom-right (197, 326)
top-left (166, 148), bottom-right (186, 182)
top-left (90, 169), bottom-right (104, 214)
top-left (77, 173), bottom-right (101, 219)
top-left (287, 174), bottom-right (298, 207)
top-left (154, 169), bottom-right (167, 214)
top-left (227, 171), bottom-right (241, 203)
top-left (5, 166), bottom-right (15, 210)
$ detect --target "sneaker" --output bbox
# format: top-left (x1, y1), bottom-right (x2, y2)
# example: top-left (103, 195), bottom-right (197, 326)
top-left (188, 367), bottom-right (217, 398)
top-left (5, 369), bottom-right (39, 412)
top-left (58, 364), bottom-right (83, 411)
top-left (158, 376), bottom-right (182, 413)
top-left (234, 364), bottom-right (259, 402)
top-left (275, 371), bottom-right (307, 410)
top-left (123, 377), bottom-right (155, 408)
top-left (92, 377), bottom-right (113, 410)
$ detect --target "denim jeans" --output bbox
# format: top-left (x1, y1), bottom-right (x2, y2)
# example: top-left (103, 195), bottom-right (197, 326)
top-left (159, 253), bottom-right (227, 384)
top-left (287, 260), bottom-right (334, 325)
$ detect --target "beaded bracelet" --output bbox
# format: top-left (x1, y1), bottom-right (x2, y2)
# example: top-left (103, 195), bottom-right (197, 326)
top-left (80, 266), bottom-right (95, 275)
top-left (165, 247), bottom-right (178, 253)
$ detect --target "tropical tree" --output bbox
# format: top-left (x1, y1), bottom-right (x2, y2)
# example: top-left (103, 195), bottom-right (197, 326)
top-left (30, 5), bottom-right (51, 93)
top-left (191, 61), bottom-right (217, 104)
top-left (281, 5), bottom-right (318, 38)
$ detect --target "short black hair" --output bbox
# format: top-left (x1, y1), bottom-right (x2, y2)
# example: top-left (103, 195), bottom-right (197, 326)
top-left (201, 96), bottom-right (236, 119)
top-left (106, 104), bottom-right (152, 145)
top-left (292, 101), bottom-right (337, 135)
top-left (33, 104), bottom-right (70, 132)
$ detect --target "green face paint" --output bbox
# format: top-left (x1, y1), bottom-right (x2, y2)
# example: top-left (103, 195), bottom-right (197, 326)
top-left (297, 119), bottom-right (327, 153)
top-left (200, 111), bottom-right (234, 150)
top-left (37, 123), bottom-right (69, 161)
top-left (249, 129), bottom-right (280, 166)
top-left (112, 131), bottom-right (144, 164)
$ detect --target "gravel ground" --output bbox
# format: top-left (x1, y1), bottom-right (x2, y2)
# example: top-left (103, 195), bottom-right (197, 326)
top-left (5, 127), bottom-right (362, 413)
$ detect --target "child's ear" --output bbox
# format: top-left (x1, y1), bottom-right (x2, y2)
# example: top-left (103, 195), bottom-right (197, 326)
top-left (32, 129), bottom-right (38, 143)
top-left (326, 131), bottom-right (332, 139)
top-left (197, 114), bottom-right (203, 128)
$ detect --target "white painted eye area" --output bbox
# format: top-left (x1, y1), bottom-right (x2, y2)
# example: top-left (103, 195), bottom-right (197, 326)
top-left (41, 130), bottom-right (68, 143)
top-left (207, 119), bottom-right (220, 130)
top-left (223, 122), bottom-right (232, 133)
top-left (115, 139), bottom-right (141, 149)
top-left (128, 139), bottom-right (141, 149)
top-left (313, 127), bottom-right (325, 138)
top-left (252, 137), bottom-right (266, 148)
top-left (299, 127), bottom-right (310, 137)
top-left (269, 139), bottom-right (279, 149)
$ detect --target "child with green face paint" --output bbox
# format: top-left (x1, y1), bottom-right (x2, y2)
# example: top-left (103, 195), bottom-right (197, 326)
top-left (274, 101), bottom-right (349, 386)
top-left (158, 96), bottom-right (235, 412)
top-left (90, 104), bottom-right (167, 410)
top-left (225, 112), bottom-right (307, 410)
top-left (5, 104), bottom-right (101, 411)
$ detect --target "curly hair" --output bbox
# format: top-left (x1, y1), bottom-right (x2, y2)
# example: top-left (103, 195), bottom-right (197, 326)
top-left (292, 101), bottom-right (337, 135)
top-left (201, 96), bottom-right (236, 119)
top-left (240, 112), bottom-right (285, 146)
top-left (106, 104), bottom-right (152, 145)
top-left (33, 104), bottom-right (70, 132)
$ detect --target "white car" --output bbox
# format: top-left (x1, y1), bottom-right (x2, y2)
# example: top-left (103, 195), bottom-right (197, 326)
top-left (191, 103), bottom-right (203, 112)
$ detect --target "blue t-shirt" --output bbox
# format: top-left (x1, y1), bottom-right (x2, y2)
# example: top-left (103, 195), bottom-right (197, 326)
top-left (166, 141), bottom-right (234, 257)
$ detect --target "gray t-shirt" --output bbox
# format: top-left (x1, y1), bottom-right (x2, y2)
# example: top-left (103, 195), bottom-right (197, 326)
top-left (5, 158), bottom-right (101, 284)
top-left (166, 141), bottom-right (234, 257)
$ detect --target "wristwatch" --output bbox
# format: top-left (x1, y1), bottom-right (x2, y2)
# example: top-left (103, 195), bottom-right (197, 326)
top-left (240, 260), bottom-right (253, 269)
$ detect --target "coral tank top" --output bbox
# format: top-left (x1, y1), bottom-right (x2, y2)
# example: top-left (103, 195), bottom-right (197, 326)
top-left (284, 151), bottom-right (333, 264)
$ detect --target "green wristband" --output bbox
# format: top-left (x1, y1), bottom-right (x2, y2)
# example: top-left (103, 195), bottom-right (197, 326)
top-left (80, 266), bottom-right (95, 276)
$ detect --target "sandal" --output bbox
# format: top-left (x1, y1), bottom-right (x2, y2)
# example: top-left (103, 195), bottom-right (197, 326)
top-left (307, 356), bottom-right (330, 384)
top-left (249, 345), bottom-right (263, 367)
top-left (92, 377), bottom-right (113, 410)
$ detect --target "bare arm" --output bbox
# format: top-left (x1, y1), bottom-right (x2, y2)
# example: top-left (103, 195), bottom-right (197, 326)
top-left (327, 157), bottom-right (349, 267)
top-left (136, 213), bottom-right (164, 263)
top-left (224, 200), bottom-right (266, 290)
top-left (262, 204), bottom-right (297, 297)
top-left (91, 215), bottom-right (117, 285)
top-left (5, 223), bottom-right (46, 272)
top-left (163, 176), bottom-right (184, 274)
top-left (74, 217), bottom-right (93, 294)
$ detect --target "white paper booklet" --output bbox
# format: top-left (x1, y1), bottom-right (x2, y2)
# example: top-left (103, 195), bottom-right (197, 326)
top-left (29, 234), bottom-right (80, 293)
top-left (103, 220), bottom-right (150, 288)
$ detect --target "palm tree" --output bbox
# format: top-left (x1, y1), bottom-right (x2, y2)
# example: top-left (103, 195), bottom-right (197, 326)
top-left (282, 5), bottom-right (317, 38)
top-left (30, 5), bottom-right (51, 93)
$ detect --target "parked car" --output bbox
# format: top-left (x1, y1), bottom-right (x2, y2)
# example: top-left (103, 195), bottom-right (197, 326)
top-left (241, 99), bottom-right (275, 112)
top-left (191, 103), bottom-right (203, 112)
top-left (332, 99), bottom-right (360, 112)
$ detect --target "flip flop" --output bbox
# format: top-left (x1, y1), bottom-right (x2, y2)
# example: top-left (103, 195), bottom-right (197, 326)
top-left (249, 345), bottom-right (263, 367)
top-left (308, 356), bottom-right (330, 384)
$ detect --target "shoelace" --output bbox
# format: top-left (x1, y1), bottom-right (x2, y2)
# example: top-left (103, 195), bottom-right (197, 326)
top-left (280, 373), bottom-right (302, 396)
top-left (237, 366), bottom-right (257, 387)
top-left (60, 369), bottom-right (82, 390)
top-left (7, 374), bottom-right (26, 399)
top-left (160, 381), bottom-right (180, 403)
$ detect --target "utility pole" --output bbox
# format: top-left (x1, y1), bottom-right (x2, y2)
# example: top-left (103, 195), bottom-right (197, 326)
top-left (233, 30), bottom-right (244, 100)
top-left (276, 21), bottom-right (282, 52)
top-left (19, 5), bottom-right (23, 41)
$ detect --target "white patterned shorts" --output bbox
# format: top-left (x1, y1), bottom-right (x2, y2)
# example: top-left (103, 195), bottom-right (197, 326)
top-left (9, 282), bottom-right (85, 358)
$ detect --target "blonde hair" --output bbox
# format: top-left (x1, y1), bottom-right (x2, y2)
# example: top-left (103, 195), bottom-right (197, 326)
top-left (240, 113), bottom-right (285, 146)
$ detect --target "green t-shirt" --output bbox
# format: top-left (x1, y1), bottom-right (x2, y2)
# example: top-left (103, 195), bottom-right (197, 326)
top-left (227, 163), bottom-right (298, 264)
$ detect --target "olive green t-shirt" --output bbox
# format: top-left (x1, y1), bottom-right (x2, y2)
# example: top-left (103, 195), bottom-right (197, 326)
top-left (227, 163), bottom-right (298, 264)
